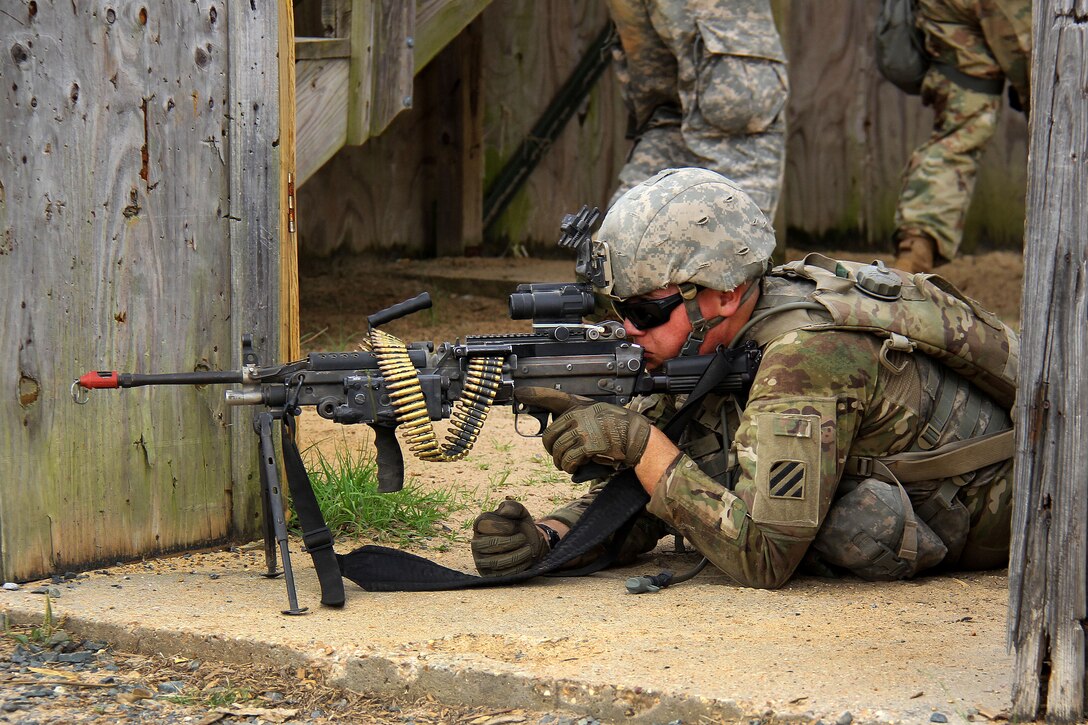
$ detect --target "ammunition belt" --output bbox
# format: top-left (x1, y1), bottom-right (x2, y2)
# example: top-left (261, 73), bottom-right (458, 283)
top-left (367, 328), bottom-right (503, 462)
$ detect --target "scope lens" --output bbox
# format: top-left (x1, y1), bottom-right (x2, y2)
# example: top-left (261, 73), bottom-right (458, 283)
top-left (508, 286), bottom-right (594, 321)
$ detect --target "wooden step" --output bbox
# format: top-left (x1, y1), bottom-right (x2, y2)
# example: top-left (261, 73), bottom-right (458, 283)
top-left (294, 0), bottom-right (492, 185)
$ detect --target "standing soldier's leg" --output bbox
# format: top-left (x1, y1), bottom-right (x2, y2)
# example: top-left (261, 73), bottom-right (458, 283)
top-left (894, 0), bottom-right (1005, 271)
top-left (650, 0), bottom-right (788, 219)
top-left (610, 122), bottom-right (703, 207)
top-left (894, 72), bottom-right (1002, 268)
top-left (606, 0), bottom-right (687, 207)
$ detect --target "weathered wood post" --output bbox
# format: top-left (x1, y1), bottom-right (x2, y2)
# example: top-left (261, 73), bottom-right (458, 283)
top-left (1007, 0), bottom-right (1088, 720)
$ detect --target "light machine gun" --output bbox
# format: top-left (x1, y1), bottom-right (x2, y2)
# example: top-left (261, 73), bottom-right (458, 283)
top-left (73, 212), bottom-right (762, 613)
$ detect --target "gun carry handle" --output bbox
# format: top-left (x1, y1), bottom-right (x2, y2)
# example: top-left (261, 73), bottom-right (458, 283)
top-left (370, 424), bottom-right (405, 492)
top-left (367, 292), bottom-right (432, 329)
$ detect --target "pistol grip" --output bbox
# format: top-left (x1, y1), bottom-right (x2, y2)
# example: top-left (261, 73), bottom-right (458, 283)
top-left (370, 424), bottom-right (405, 492)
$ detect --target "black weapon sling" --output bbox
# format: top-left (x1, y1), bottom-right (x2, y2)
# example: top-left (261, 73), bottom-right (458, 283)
top-left (333, 344), bottom-right (743, 592)
top-left (281, 414), bottom-right (347, 607)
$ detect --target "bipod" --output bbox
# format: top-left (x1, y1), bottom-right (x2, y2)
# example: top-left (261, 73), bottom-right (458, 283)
top-left (254, 409), bottom-right (308, 615)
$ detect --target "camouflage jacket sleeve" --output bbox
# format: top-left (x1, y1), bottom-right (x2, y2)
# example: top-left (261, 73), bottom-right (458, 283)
top-left (646, 329), bottom-right (882, 588)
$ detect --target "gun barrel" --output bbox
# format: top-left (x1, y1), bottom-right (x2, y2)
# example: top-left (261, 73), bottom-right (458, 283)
top-left (225, 390), bottom-right (265, 406)
top-left (123, 371), bottom-right (246, 387)
top-left (76, 370), bottom-right (245, 389)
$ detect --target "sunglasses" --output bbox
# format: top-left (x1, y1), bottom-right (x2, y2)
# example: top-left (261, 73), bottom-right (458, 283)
top-left (614, 292), bottom-right (685, 331)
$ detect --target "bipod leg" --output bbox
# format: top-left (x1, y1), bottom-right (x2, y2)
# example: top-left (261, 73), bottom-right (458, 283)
top-left (254, 411), bottom-right (308, 615)
top-left (257, 440), bottom-right (281, 579)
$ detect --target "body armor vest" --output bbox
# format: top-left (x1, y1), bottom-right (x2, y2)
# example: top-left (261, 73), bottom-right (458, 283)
top-left (748, 253), bottom-right (1018, 410)
top-left (740, 255), bottom-right (1018, 577)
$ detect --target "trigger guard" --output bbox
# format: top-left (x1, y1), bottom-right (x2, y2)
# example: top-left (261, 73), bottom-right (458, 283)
top-left (513, 410), bottom-right (549, 437)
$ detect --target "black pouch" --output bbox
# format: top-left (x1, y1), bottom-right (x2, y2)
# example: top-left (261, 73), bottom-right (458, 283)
top-left (875, 0), bottom-right (929, 95)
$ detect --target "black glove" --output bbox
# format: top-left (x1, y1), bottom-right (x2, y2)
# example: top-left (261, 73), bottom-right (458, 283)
top-left (515, 387), bottom-right (652, 474)
top-left (470, 499), bottom-right (548, 577)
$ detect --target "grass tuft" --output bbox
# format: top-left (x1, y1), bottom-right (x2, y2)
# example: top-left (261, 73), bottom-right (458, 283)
top-left (296, 446), bottom-right (467, 546)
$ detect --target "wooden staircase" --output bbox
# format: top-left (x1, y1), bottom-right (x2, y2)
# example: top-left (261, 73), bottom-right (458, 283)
top-left (293, 0), bottom-right (492, 185)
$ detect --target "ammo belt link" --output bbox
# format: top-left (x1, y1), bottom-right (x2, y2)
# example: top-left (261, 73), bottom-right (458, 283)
top-left (368, 328), bottom-right (503, 462)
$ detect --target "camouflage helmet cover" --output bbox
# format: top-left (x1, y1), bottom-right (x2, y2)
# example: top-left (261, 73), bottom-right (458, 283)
top-left (595, 168), bottom-right (777, 300)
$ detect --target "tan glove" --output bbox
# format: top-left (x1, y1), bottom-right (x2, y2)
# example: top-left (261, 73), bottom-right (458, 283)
top-left (515, 387), bottom-right (652, 474)
top-left (471, 499), bottom-right (548, 577)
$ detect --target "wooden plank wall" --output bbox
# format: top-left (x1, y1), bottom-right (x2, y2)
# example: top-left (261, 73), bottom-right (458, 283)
top-left (0, 0), bottom-right (279, 581)
top-left (296, 0), bottom-right (1029, 258)
top-left (296, 0), bottom-right (627, 257)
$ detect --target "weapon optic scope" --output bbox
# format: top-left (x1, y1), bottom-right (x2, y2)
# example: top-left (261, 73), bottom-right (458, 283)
top-left (508, 282), bottom-right (595, 324)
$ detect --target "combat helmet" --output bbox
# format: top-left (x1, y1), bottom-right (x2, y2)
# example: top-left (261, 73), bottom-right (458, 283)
top-left (593, 168), bottom-right (777, 355)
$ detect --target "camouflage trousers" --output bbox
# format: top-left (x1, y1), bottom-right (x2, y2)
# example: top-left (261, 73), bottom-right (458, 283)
top-left (894, 0), bottom-right (1031, 262)
top-left (610, 117), bottom-right (786, 219)
top-left (605, 0), bottom-right (788, 219)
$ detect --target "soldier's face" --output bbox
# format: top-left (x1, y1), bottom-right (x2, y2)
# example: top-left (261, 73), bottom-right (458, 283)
top-left (620, 286), bottom-right (702, 370)
top-left (619, 284), bottom-right (751, 370)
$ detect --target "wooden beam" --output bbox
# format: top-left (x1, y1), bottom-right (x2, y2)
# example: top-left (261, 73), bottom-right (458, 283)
top-left (460, 17), bottom-right (485, 253)
top-left (369, 0), bottom-right (415, 137)
top-left (414, 0), bottom-right (492, 73)
top-left (228, 0), bottom-right (282, 539)
top-left (295, 37), bottom-right (351, 60)
top-left (280, 0), bottom-right (300, 362)
top-left (1008, 1), bottom-right (1088, 721)
top-left (346, 0), bottom-right (375, 145)
top-left (418, 16), bottom-right (484, 256)
top-left (296, 59), bottom-right (350, 185)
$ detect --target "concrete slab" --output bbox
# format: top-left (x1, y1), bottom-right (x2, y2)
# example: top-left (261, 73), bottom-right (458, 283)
top-left (2, 544), bottom-right (1012, 725)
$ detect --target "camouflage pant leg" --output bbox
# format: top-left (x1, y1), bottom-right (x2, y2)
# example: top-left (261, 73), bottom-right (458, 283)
top-left (894, 69), bottom-right (1002, 261)
top-left (609, 123), bottom-right (702, 208)
top-left (605, 0), bottom-right (680, 132)
top-left (956, 460), bottom-right (1014, 569)
top-left (683, 120), bottom-right (785, 219)
top-left (609, 121), bottom-right (785, 218)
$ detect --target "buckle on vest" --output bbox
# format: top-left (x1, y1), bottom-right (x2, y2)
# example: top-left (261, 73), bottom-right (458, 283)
top-left (879, 333), bottom-right (914, 375)
top-left (920, 422), bottom-right (942, 448)
top-left (849, 456), bottom-right (874, 478)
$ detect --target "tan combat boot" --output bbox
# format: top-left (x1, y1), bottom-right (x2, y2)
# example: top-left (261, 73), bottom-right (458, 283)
top-left (893, 235), bottom-right (936, 274)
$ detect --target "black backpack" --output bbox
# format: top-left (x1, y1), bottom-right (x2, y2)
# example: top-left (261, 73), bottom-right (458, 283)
top-left (875, 0), bottom-right (929, 95)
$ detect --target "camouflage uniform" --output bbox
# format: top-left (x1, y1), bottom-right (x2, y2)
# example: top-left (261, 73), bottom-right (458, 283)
top-left (548, 271), bottom-right (1015, 587)
top-left (894, 0), bottom-right (1032, 263)
top-left (605, 0), bottom-right (789, 217)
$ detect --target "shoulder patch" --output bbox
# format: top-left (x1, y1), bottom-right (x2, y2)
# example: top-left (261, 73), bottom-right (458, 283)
top-left (750, 402), bottom-right (836, 531)
top-left (769, 460), bottom-right (806, 498)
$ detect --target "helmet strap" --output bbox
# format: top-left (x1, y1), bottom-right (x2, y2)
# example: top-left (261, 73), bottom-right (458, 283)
top-left (678, 280), bottom-right (762, 357)
top-left (678, 283), bottom-right (723, 357)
